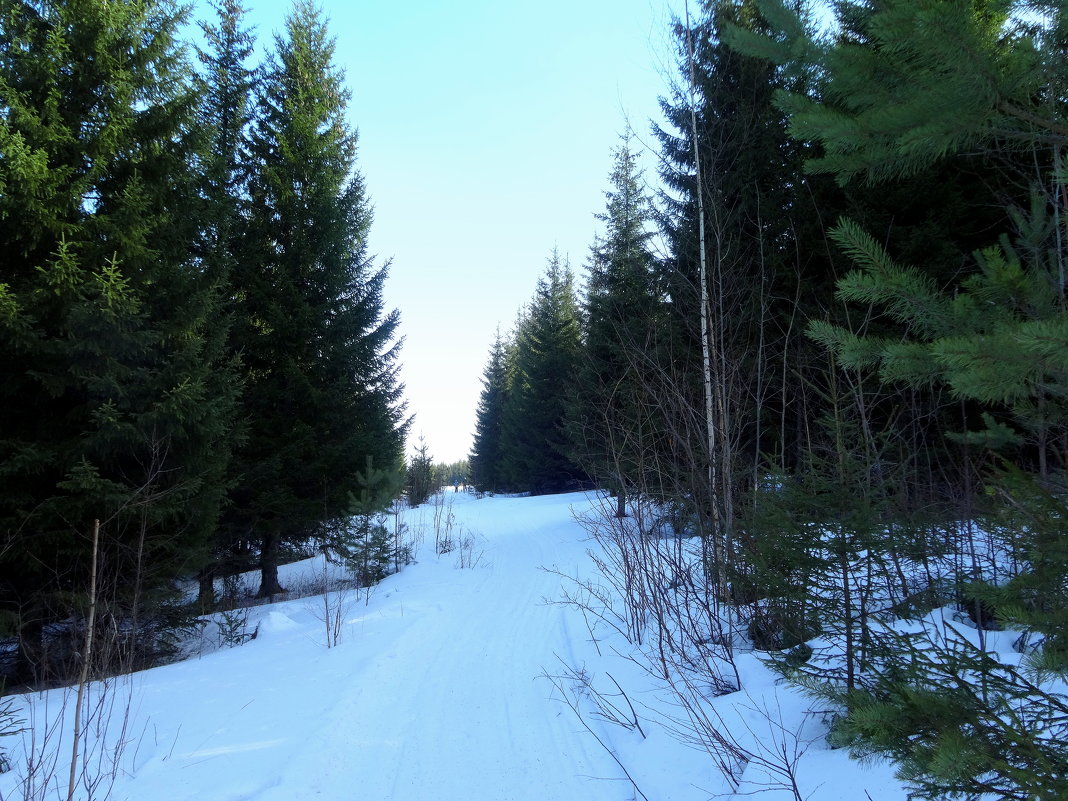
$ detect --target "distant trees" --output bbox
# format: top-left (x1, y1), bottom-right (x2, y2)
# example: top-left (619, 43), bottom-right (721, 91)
top-left (406, 436), bottom-right (435, 507)
top-left (193, 0), bottom-right (256, 610)
top-left (433, 458), bottom-right (470, 489)
top-left (470, 330), bottom-right (510, 493)
top-left (470, 253), bottom-right (587, 495)
top-left (503, 253), bottom-right (586, 493)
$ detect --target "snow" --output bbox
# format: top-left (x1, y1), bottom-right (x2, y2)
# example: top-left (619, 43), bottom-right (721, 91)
top-left (1, 491), bottom-right (910, 801)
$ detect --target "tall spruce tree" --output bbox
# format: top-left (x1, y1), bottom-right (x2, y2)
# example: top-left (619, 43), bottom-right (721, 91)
top-left (470, 329), bottom-right (510, 493)
top-left (197, 0), bottom-right (256, 260)
top-left (192, 0), bottom-right (257, 608)
top-left (571, 135), bottom-right (660, 515)
top-left (0, 0), bottom-right (235, 680)
top-left (228, 1), bottom-right (407, 597)
top-left (500, 252), bottom-right (585, 494)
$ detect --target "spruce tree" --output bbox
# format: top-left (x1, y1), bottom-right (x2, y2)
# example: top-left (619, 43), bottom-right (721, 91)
top-left (470, 329), bottom-right (510, 493)
top-left (0, 0), bottom-right (235, 680)
top-left (500, 252), bottom-right (586, 494)
top-left (228, 0), bottom-right (407, 597)
top-left (193, 0), bottom-right (256, 609)
top-left (571, 135), bottom-right (660, 514)
top-left (653, 0), bottom-right (841, 574)
top-left (406, 436), bottom-right (435, 507)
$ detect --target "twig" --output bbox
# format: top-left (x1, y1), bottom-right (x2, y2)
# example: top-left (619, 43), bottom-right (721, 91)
top-left (542, 670), bottom-right (651, 801)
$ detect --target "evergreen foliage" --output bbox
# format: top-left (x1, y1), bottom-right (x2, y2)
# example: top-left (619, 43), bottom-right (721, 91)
top-left (742, 0), bottom-right (1067, 185)
top-left (323, 456), bottom-right (407, 587)
top-left (569, 134), bottom-right (661, 510)
top-left (977, 467), bottom-right (1068, 672)
top-left (406, 436), bottom-right (435, 507)
top-left (470, 330), bottom-right (510, 493)
top-left (432, 458), bottom-right (470, 490)
top-left (0, 0), bottom-right (236, 681)
top-left (192, 0), bottom-right (256, 610)
top-left (809, 201), bottom-right (1068, 468)
top-left (499, 253), bottom-right (586, 494)
top-left (803, 632), bottom-right (1068, 801)
top-left (196, 0), bottom-right (257, 248)
top-left (226, 0), bottom-right (408, 597)
top-left (730, 1), bottom-right (1068, 797)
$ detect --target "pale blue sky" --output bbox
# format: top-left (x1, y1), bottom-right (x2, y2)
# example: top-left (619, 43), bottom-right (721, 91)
top-left (198, 0), bottom-right (681, 463)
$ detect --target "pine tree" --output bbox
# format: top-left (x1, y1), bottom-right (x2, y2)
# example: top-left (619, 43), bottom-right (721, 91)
top-left (761, 0), bottom-right (1065, 185)
top-left (0, 0), bottom-right (235, 680)
top-left (470, 329), bottom-right (510, 493)
top-left (770, 0), bottom-right (1068, 470)
top-left (228, 0), bottom-right (407, 597)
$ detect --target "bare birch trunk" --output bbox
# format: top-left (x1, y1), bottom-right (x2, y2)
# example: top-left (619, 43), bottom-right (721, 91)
top-left (685, 0), bottom-right (727, 594)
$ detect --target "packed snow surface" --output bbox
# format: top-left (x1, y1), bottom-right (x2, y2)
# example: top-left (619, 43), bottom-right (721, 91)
top-left (1, 492), bottom-right (907, 801)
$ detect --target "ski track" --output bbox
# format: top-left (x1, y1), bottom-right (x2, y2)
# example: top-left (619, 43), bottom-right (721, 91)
top-left (117, 494), bottom-right (630, 801)
top-left (257, 498), bottom-right (621, 801)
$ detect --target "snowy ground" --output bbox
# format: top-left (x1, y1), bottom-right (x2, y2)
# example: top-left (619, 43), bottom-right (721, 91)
top-left (0, 491), bottom-right (907, 801)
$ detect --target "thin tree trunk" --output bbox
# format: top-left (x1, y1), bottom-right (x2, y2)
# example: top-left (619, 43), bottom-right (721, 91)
top-left (684, 0), bottom-right (726, 594)
top-left (15, 612), bottom-right (44, 687)
top-left (840, 544), bottom-right (855, 692)
top-left (258, 531), bottom-right (286, 598)
top-left (198, 565), bottom-right (217, 613)
top-left (67, 519), bottom-right (100, 801)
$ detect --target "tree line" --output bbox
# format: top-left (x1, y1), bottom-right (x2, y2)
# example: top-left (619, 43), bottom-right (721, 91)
top-left (0, 0), bottom-right (408, 686)
top-left (469, 0), bottom-right (1067, 795)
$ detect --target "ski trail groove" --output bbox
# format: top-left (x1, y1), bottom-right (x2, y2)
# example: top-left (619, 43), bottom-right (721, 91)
top-left (253, 498), bottom-right (628, 801)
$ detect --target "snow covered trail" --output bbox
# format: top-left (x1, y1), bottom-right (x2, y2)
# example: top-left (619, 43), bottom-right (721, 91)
top-left (58, 492), bottom-right (635, 801)
top-left (1, 491), bottom-right (916, 801)
top-left (249, 494), bottom-right (623, 801)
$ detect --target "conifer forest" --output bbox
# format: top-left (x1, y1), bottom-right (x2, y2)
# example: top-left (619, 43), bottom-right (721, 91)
top-left (3, 0), bottom-right (1068, 799)
top-left (0, 0), bottom-right (409, 679)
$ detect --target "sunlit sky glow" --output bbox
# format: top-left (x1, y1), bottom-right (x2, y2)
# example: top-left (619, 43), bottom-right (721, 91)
top-left (194, 0), bottom-right (682, 463)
